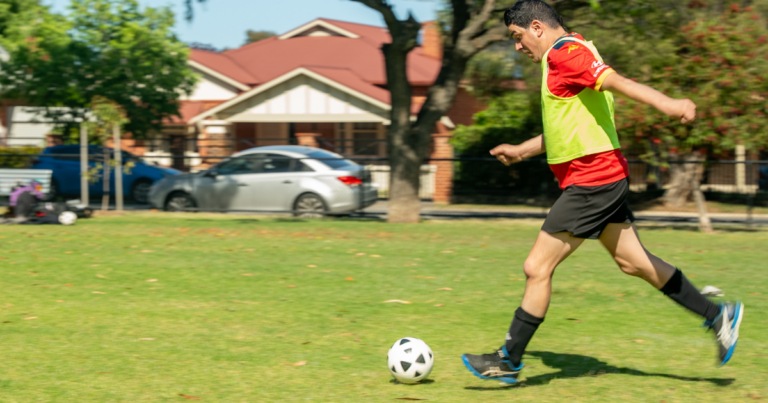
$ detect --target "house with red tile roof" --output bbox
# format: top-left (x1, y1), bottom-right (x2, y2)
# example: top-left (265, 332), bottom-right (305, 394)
top-left (144, 18), bottom-right (483, 202)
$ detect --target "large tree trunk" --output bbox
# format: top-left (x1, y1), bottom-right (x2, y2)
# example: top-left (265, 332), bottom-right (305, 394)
top-left (383, 37), bottom-right (427, 223)
top-left (663, 151), bottom-right (713, 233)
top-left (692, 176), bottom-right (714, 233)
top-left (352, 0), bottom-right (506, 223)
top-left (378, 15), bottom-right (423, 223)
top-left (663, 152), bottom-right (703, 207)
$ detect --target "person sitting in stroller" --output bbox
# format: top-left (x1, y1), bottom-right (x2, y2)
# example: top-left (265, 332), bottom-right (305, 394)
top-left (8, 180), bottom-right (45, 220)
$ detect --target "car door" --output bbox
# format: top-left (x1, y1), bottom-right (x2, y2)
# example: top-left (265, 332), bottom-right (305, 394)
top-left (49, 146), bottom-right (82, 195)
top-left (192, 156), bottom-right (256, 211)
top-left (90, 147), bottom-right (134, 196)
top-left (237, 153), bottom-right (298, 211)
top-left (88, 146), bottom-right (111, 196)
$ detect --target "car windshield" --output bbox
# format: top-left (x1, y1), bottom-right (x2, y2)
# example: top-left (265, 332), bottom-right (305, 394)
top-left (306, 150), bottom-right (356, 170)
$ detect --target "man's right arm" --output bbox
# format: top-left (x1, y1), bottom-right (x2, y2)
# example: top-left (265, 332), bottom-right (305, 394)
top-left (600, 72), bottom-right (696, 124)
top-left (490, 134), bottom-right (546, 166)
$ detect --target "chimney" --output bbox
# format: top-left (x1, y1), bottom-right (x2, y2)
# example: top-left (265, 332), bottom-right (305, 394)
top-left (421, 21), bottom-right (443, 60)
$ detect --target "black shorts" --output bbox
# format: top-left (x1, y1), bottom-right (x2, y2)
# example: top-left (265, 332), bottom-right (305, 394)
top-left (541, 177), bottom-right (635, 240)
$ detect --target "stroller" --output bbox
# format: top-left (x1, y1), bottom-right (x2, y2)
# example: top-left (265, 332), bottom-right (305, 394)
top-left (2, 180), bottom-right (92, 225)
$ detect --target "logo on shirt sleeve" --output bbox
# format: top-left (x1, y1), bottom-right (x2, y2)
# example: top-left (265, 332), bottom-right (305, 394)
top-left (591, 60), bottom-right (608, 77)
top-left (567, 44), bottom-right (580, 54)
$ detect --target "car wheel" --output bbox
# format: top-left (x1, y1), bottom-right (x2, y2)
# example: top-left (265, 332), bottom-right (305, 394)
top-left (293, 193), bottom-right (327, 218)
top-left (164, 192), bottom-right (196, 212)
top-left (131, 179), bottom-right (153, 204)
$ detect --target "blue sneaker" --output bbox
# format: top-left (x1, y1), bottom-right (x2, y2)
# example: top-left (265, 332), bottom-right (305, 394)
top-left (704, 302), bottom-right (744, 367)
top-left (461, 346), bottom-right (523, 384)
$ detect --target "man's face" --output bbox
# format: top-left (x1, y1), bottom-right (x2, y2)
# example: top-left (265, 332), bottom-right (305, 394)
top-left (508, 22), bottom-right (543, 63)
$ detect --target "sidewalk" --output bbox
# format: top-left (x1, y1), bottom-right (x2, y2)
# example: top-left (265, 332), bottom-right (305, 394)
top-left (88, 200), bottom-right (768, 226)
top-left (362, 201), bottom-right (768, 226)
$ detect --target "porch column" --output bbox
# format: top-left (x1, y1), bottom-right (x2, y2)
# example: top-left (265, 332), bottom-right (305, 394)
top-left (430, 124), bottom-right (454, 204)
top-left (296, 132), bottom-right (321, 148)
top-left (199, 120), bottom-right (233, 169)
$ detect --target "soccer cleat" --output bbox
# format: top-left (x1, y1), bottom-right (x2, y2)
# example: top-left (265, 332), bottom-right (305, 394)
top-left (461, 346), bottom-right (523, 384)
top-left (704, 302), bottom-right (744, 367)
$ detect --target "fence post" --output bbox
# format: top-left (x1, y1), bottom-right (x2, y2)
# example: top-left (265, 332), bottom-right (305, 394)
top-left (746, 160), bottom-right (753, 227)
top-left (80, 124), bottom-right (89, 207)
top-left (113, 124), bottom-right (123, 212)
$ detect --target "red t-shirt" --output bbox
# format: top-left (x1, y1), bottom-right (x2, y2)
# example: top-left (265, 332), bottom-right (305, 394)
top-left (546, 34), bottom-right (629, 189)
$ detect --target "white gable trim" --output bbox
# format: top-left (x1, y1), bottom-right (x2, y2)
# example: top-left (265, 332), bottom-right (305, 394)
top-left (278, 19), bottom-right (359, 40)
top-left (188, 67), bottom-right (390, 125)
top-left (187, 60), bottom-right (251, 92)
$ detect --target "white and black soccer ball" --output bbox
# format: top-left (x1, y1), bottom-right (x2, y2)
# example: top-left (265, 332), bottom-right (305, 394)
top-left (58, 211), bottom-right (78, 226)
top-left (387, 337), bottom-right (434, 384)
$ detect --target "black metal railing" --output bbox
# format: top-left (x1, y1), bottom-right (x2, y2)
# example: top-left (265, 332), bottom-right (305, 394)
top-left (2, 147), bottom-right (768, 225)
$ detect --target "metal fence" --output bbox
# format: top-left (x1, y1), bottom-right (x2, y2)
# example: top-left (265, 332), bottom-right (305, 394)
top-left (2, 143), bottom-right (768, 223)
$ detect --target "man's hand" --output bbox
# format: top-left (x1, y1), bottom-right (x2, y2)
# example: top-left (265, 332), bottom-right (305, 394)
top-left (670, 98), bottom-right (697, 124)
top-left (490, 144), bottom-right (523, 166)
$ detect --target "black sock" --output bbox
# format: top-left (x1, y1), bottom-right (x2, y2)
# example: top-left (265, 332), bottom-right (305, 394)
top-left (659, 268), bottom-right (720, 322)
top-left (504, 307), bottom-right (544, 367)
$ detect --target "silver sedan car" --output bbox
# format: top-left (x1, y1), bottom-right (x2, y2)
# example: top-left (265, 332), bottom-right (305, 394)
top-left (148, 146), bottom-right (378, 216)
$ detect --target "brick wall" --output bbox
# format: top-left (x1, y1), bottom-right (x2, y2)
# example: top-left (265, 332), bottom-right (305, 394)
top-left (446, 87), bottom-right (486, 127)
top-left (430, 122), bottom-right (454, 204)
top-left (421, 21), bottom-right (443, 60)
top-left (296, 132), bottom-right (320, 148)
top-left (197, 122), bottom-right (233, 170)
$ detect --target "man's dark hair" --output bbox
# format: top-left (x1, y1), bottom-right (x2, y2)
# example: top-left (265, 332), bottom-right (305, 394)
top-left (504, 0), bottom-right (564, 29)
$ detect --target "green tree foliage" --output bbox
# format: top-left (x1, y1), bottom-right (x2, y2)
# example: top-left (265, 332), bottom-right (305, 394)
top-left (451, 92), bottom-right (561, 199)
top-left (86, 96), bottom-right (129, 144)
top-left (0, 0), bottom-right (197, 138)
top-left (0, 0), bottom-right (65, 53)
top-left (84, 96), bottom-right (131, 208)
top-left (0, 146), bottom-right (43, 168)
top-left (457, 2), bottom-right (768, 193)
top-left (244, 30), bottom-right (276, 45)
top-left (615, 4), bottom-right (768, 160)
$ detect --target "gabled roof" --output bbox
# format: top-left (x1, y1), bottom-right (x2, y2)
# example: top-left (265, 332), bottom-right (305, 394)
top-left (278, 19), bottom-right (360, 40)
top-left (188, 18), bottom-right (441, 88)
top-left (188, 67), bottom-right (391, 125)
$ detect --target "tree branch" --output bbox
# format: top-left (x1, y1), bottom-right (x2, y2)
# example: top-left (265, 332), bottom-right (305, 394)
top-left (350, 0), bottom-right (399, 30)
top-left (352, 0), bottom-right (421, 52)
top-left (461, 0), bottom-right (498, 39)
top-left (470, 24), bottom-right (509, 51)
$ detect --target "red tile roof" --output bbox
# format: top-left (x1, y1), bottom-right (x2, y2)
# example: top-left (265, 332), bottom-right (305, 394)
top-left (189, 18), bottom-right (441, 90)
top-left (165, 101), bottom-right (223, 124)
top-left (189, 50), bottom-right (259, 85)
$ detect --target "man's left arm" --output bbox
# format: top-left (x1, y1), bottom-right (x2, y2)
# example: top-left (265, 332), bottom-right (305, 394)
top-left (600, 71), bottom-right (697, 124)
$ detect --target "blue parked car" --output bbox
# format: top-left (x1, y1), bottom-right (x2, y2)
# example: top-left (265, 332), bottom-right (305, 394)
top-left (32, 145), bottom-right (180, 203)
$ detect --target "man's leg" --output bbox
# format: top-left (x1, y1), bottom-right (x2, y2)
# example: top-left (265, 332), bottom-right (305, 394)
top-left (463, 230), bottom-right (583, 383)
top-left (599, 223), bottom-right (743, 366)
top-left (598, 223), bottom-right (718, 316)
top-left (506, 231), bottom-right (584, 365)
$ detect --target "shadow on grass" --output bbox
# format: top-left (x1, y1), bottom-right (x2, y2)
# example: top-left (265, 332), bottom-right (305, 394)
top-left (389, 379), bottom-right (435, 385)
top-left (465, 351), bottom-right (735, 391)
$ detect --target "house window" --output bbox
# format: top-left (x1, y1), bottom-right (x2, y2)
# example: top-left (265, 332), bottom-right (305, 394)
top-left (352, 122), bottom-right (378, 156)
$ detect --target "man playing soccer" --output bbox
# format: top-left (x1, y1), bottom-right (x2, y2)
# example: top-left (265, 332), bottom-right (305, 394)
top-left (462, 0), bottom-right (744, 384)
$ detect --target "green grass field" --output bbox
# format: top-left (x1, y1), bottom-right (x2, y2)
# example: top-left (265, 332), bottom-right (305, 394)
top-left (1, 214), bottom-right (765, 402)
